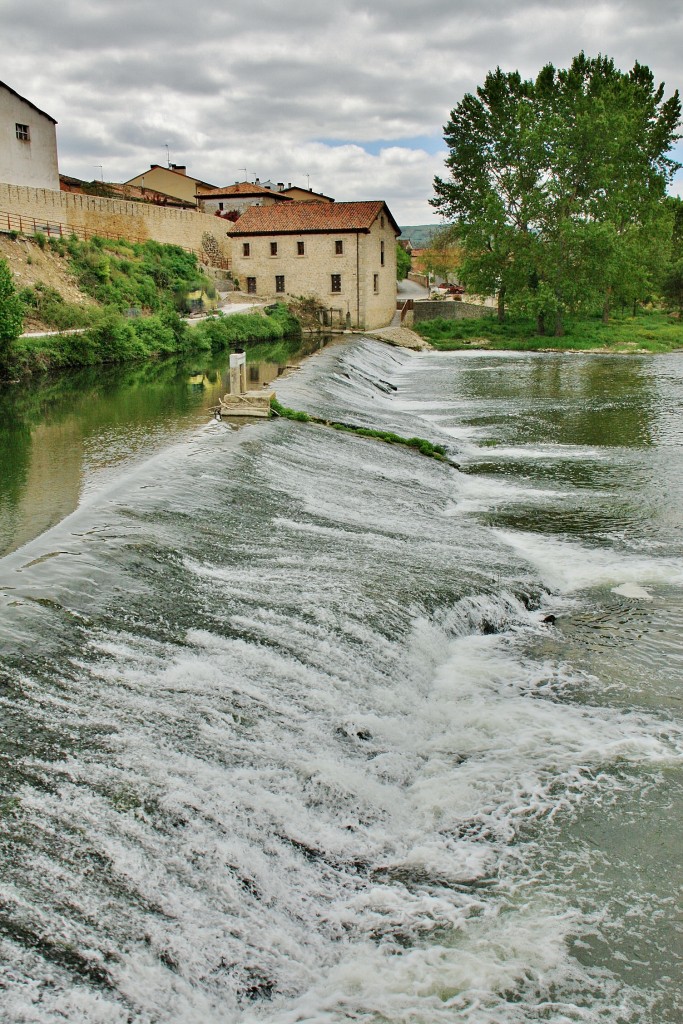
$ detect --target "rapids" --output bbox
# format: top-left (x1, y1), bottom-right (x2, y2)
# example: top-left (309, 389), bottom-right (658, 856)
top-left (0, 340), bottom-right (681, 1023)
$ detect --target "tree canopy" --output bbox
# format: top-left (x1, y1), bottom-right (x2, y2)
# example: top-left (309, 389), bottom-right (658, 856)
top-left (432, 53), bottom-right (681, 332)
top-left (396, 243), bottom-right (412, 281)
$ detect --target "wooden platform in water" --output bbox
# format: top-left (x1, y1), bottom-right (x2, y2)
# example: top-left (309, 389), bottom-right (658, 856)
top-left (215, 389), bottom-right (275, 418)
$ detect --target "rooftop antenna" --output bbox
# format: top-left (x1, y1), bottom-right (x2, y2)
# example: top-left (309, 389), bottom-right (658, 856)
top-left (239, 168), bottom-right (247, 180)
top-left (306, 173), bottom-right (310, 189)
top-left (165, 143), bottom-right (170, 168)
top-left (94, 165), bottom-right (104, 182)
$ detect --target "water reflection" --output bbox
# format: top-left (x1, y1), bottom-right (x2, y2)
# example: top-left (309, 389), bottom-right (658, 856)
top-left (455, 355), bottom-right (657, 448)
top-left (0, 336), bottom-right (328, 556)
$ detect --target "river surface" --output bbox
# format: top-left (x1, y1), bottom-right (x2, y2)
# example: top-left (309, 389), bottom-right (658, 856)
top-left (0, 341), bottom-right (681, 1023)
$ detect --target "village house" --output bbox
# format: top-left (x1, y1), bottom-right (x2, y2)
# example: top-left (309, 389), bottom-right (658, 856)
top-left (229, 200), bottom-right (400, 330)
top-left (0, 81), bottom-right (59, 190)
top-left (124, 164), bottom-right (218, 207)
top-left (196, 181), bottom-right (293, 218)
top-left (261, 181), bottom-right (335, 203)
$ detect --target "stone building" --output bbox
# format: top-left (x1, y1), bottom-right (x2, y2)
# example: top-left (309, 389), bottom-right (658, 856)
top-left (197, 181), bottom-right (292, 218)
top-left (229, 200), bottom-right (400, 330)
top-left (0, 81), bottom-right (59, 190)
top-left (124, 164), bottom-right (218, 207)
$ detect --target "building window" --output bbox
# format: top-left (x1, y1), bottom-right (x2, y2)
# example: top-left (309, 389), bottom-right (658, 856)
top-left (275, 275), bottom-right (285, 293)
top-left (380, 240), bottom-right (385, 266)
top-left (242, 242), bottom-right (250, 257)
top-left (331, 274), bottom-right (342, 293)
top-left (270, 241), bottom-right (278, 256)
top-left (297, 240), bottom-right (305, 255)
top-left (373, 273), bottom-right (379, 293)
top-left (218, 202), bottom-right (224, 211)
top-left (15, 123), bottom-right (30, 142)
top-left (335, 239), bottom-right (343, 255)
top-left (247, 277), bottom-right (257, 294)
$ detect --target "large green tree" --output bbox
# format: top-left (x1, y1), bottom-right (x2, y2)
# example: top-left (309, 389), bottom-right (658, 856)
top-left (0, 258), bottom-right (24, 372)
top-left (432, 54), bottom-right (681, 333)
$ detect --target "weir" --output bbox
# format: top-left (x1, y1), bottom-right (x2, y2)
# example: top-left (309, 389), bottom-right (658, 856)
top-left (0, 339), bottom-right (681, 1023)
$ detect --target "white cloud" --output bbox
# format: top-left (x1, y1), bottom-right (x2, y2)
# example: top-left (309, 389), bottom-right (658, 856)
top-left (2, 0), bottom-right (682, 223)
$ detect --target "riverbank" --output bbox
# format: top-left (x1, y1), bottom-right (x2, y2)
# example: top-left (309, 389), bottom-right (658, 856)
top-left (414, 309), bottom-right (683, 353)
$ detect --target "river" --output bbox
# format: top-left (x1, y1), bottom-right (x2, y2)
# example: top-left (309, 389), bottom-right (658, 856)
top-left (0, 340), bottom-right (681, 1023)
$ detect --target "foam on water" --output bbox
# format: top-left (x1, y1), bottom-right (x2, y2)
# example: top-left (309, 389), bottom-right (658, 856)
top-left (0, 340), bottom-right (681, 1023)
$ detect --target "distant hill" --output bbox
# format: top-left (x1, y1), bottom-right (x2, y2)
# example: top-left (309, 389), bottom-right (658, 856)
top-left (399, 224), bottom-right (448, 248)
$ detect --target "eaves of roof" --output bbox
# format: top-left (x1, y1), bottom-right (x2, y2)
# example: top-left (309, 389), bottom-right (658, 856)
top-left (0, 80), bottom-right (57, 124)
top-left (229, 200), bottom-right (401, 237)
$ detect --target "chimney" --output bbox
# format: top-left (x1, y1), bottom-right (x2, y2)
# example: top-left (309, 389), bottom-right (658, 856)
top-left (255, 177), bottom-right (260, 185)
top-left (170, 164), bottom-right (187, 175)
top-left (287, 182), bottom-right (291, 189)
top-left (277, 182), bottom-right (284, 190)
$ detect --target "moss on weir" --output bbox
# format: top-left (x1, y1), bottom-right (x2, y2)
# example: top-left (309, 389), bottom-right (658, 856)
top-left (270, 397), bottom-right (447, 460)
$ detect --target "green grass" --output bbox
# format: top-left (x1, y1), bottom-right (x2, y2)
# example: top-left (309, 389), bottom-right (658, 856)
top-left (415, 310), bottom-right (683, 353)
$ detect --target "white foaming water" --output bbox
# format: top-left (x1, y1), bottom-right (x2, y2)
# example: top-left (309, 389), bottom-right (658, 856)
top-left (0, 340), bottom-right (681, 1023)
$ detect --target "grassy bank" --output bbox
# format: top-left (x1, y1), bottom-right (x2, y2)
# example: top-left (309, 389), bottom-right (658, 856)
top-left (415, 310), bottom-right (683, 353)
top-left (10, 303), bottom-right (301, 377)
top-left (1, 234), bottom-right (301, 379)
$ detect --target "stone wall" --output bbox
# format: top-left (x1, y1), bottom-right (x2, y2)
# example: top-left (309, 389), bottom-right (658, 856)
top-left (0, 182), bottom-right (231, 263)
top-left (231, 218), bottom-right (397, 330)
top-left (412, 299), bottom-right (493, 324)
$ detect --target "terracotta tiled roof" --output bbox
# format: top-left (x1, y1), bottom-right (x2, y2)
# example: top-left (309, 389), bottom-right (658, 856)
top-left (200, 181), bottom-right (292, 199)
top-left (230, 200), bottom-right (400, 235)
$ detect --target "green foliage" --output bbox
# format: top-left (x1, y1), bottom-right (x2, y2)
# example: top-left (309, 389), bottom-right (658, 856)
top-left (18, 282), bottom-right (98, 330)
top-left (65, 236), bottom-right (212, 314)
top-left (0, 257), bottom-right (24, 372)
top-left (396, 244), bottom-right (411, 281)
top-left (32, 231), bottom-right (47, 250)
top-left (270, 397), bottom-right (311, 421)
top-left (190, 304), bottom-right (300, 354)
top-left (415, 310), bottom-right (683, 353)
top-left (433, 53), bottom-right (682, 333)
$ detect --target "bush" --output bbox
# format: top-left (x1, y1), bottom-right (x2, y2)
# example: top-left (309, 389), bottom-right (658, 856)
top-left (19, 282), bottom-right (98, 330)
top-left (0, 258), bottom-right (24, 372)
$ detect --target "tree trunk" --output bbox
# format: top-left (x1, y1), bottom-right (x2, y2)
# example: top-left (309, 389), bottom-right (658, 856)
top-left (554, 311), bottom-right (564, 337)
top-left (602, 288), bottom-right (612, 324)
top-left (536, 313), bottom-right (546, 335)
top-left (497, 287), bottom-right (506, 323)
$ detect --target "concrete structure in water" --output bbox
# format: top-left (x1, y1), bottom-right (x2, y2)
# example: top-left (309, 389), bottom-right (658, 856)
top-left (0, 81), bottom-right (59, 191)
top-left (217, 352), bottom-right (274, 417)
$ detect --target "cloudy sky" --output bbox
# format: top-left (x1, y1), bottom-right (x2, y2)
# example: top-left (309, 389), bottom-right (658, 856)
top-left (3, 0), bottom-right (682, 224)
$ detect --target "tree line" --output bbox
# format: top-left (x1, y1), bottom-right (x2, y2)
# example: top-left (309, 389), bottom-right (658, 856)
top-left (431, 53), bottom-right (682, 334)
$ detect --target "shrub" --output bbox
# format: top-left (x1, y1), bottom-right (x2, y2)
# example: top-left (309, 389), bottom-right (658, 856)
top-left (0, 257), bottom-right (24, 372)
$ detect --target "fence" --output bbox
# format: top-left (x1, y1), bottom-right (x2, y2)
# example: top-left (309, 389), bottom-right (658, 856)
top-left (0, 209), bottom-right (231, 270)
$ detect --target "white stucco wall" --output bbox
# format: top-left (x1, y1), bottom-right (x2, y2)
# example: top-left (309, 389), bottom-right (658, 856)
top-left (0, 85), bottom-right (59, 191)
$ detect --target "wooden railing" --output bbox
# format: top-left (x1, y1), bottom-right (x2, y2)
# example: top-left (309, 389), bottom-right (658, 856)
top-left (397, 298), bottom-right (414, 323)
top-left (0, 210), bottom-right (231, 270)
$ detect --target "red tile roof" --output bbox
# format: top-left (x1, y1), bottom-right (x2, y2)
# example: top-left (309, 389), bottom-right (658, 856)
top-left (199, 181), bottom-right (291, 199)
top-left (230, 200), bottom-right (400, 235)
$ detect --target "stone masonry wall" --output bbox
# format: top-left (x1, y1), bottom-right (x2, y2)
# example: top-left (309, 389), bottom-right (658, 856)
top-left (412, 299), bottom-right (493, 324)
top-left (0, 182), bottom-right (231, 262)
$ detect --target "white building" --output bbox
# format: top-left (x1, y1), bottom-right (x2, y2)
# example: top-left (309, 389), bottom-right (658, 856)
top-left (0, 81), bottom-right (59, 191)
